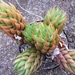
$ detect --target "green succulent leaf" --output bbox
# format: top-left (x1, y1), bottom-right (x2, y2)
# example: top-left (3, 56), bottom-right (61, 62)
top-left (13, 48), bottom-right (42, 75)
top-left (44, 7), bottom-right (67, 34)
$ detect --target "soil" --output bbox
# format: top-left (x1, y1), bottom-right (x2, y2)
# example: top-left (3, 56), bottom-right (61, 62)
top-left (0, 0), bottom-right (75, 75)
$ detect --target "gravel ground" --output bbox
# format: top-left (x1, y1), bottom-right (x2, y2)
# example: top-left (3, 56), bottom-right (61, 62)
top-left (0, 0), bottom-right (75, 75)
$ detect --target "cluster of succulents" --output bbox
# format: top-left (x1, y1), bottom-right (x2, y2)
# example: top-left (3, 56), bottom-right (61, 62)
top-left (0, 0), bottom-right (75, 75)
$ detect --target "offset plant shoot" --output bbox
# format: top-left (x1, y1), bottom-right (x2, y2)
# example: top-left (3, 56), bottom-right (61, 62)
top-left (0, 0), bottom-right (75, 75)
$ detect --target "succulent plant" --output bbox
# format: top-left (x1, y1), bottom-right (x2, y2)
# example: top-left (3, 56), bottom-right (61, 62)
top-left (0, 0), bottom-right (27, 42)
top-left (54, 49), bottom-right (75, 73)
top-left (22, 22), bottom-right (60, 54)
top-left (1, 0), bottom-right (75, 74)
top-left (13, 48), bottom-right (42, 75)
top-left (44, 7), bottom-right (67, 34)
